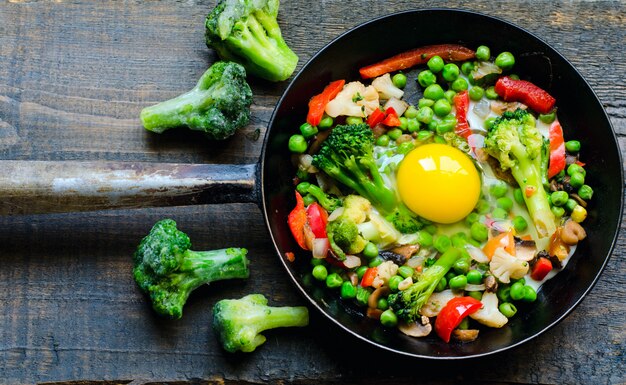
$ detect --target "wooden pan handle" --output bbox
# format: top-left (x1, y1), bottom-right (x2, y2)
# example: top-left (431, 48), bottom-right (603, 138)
top-left (0, 161), bottom-right (258, 215)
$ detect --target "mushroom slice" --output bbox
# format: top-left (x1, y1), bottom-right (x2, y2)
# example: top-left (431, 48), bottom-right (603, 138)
top-left (452, 329), bottom-right (480, 342)
top-left (398, 316), bottom-right (432, 337)
top-left (391, 244), bottom-right (420, 260)
top-left (515, 238), bottom-right (537, 261)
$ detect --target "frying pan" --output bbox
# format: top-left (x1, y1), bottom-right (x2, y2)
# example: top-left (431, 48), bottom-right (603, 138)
top-left (1, 9), bottom-right (622, 358)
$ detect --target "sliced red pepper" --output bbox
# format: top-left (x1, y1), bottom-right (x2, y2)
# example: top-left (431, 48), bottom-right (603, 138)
top-left (531, 257), bottom-right (553, 281)
top-left (434, 296), bottom-right (483, 343)
top-left (382, 107), bottom-right (401, 127)
top-left (453, 90), bottom-right (471, 139)
top-left (494, 76), bottom-right (556, 114)
top-left (548, 121), bottom-right (566, 179)
top-left (367, 108), bottom-right (386, 128)
top-left (306, 202), bottom-right (328, 239)
top-left (359, 44), bottom-right (476, 79)
top-left (360, 267), bottom-right (378, 287)
top-left (306, 79), bottom-right (345, 126)
top-left (287, 191), bottom-right (308, 250)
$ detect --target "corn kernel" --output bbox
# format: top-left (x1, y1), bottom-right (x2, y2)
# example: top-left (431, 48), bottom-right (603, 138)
top-left (571, 205), bottom-right (587, 223)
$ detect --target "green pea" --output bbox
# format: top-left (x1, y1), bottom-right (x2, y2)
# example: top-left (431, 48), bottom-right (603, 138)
top-left (398, 141), bottom-right (415, 155)
top-left (449, 275), bottom-right (468, 290)
top-left (312, 265), bottom-right (328, 281)
top-left (417, 70), bottom-right (437, 87)
top-left (475, 45), bottom-right (491, 61)
top-left (499, 302), bottom-right (517, 318)
top-left (288, 134), bottom-right (307, 153)
top-left (512, 216), bottom-right (528, 232)
top-left (492, 207), bottom-right (508, 219)
top-left (424, 84), bottom-right (445, 100)
top-left (433, 99), bottom-right (452, 117)
top-left (407, 118), bottom-right (420, 133)
top-left (468, 291), bottom-right (483, 301)
top-left (445, 271), bottom-right (457, 283)
top-left (325, 273), bottom-right (343, 288)
top-left (567, 163), bottom-right (586, 177)
top-left (461, 61), bottom-right (476, 76)
top-left (484, 116), bottom-right (497, 130)
top-left (469, 86), bottom-right (485, 101)
top-left (466, 270), bottom-right (483, 286)
top-left (465, 212), bottom-right (480, 226)
top-left (495, 51), bottom-right (515, 70)
top-left (362, 242), bottom-right (379, 259)
top-left (356, 266), bottom-right (368, 279)
top-left (453, 258), bottom-right (470, 275)
top-left (511, 188), bottom-right (524, 206)
top-left (565, 140), bottom-right (581, 153)
top-left (497, 285), bottom-right (511, 302)
top-left (404, 105), bottom-right (419, 119)
top-left (380, 309), bottom-right (398, 327)
top-left (310, 257), bottom-right (325, 266)
top-left (416, 230), bottom-right (433, 247)
top-left (434, 235), bottom-right (451, 253)
top-left (551, 205), bottom-right (565, 218)
top-left (376, 134), bottom-right (390, 146)
top-left (398, 117), bottom-right (408, 131)
top-left (318, 115), bottom-right (334, 129)
top-left (442, 63), bottom-right (460, 82)
top-left (355, 286), bottom-right (371, 306)
top-left (369, 257), bottom-right (383, 267)
top-left (436, 115), bottom-right (457, 134)
top-left (539, 111), bottom-right (556, 124)
top-left (451, 77), bottom-right (469, 92)
top-left (490, 180), bottom-right (509, 198)
top-left (550, 191), bottom-right (569, 206)
top-left (418, 98), bottom-right (434, 109)
top-left (377, 298), bottom-right (389, 310)
top-left (471, 222), bottom-right (489, 242)
top-left (444, 90), bottom-right (457, 103)
top-left (427, 55), bottom-right (445, 73)
top-left (387, 128), bottom-right (402, 141)
top-left (496, 197), bottom-right (514, 212)
top-left (397, 266), bottom-right (414, 279)
top-left (416, 106), bottom-right (434, 124)
top-left (299, 122), bottom-right (318, 138)
top-left (522, 285), bottom-right (537, 302)
top-left (508, 74), bottom-right (520, 80)
top-left (451, 232), bottom-right (468, 248)
top-left (389, 275), bottom-right (404, 292)
top-left (340, 281), bottom-right (357, 299)
top-left (392, 72), bottom-right (407, 89)
top-left (424, 224), bottom-right (438, 235)
top-left (345, 116), bottom-right (363, 125)
top-left (417, 130), bottom-right (433, 141)
top-left (475, 199), bottom-right (491, 214)
top-left (429, 121), bottom-right (440, 132)
top-left (578, 185), bottom-right (594, 200)
top-left (485, 86), bottom-right (499, 100)
top-left (435, 276), bottom-right (447, 292)
top-left (509, 281), bottom-right (525, 301)
top-left (569, 172), bottom-right (585, 188)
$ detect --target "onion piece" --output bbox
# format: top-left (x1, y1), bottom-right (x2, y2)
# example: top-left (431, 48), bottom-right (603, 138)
top-left (406, 255), bottom-right (425, 268)
top-left (465, 283), bottom-right (486, 292)
top-left (384, 97), bottom-right (409, 117)
top-left (465, 244), bottom-right (490, 263)
top-left (473, 98), bottom-right (491, 118)
top-left (312, 238), bottom-right (329, 259)
top-left (343, 254), bottom-right (362, 269)
top-left (327, 207), bottom-right (344, 222)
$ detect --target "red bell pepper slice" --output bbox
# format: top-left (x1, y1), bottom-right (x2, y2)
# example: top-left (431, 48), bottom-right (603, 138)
top-left (453, 90), bottom-right (471, 139)
top-left (434, 296), bottom-right (483, 343)
top-left (307, 79), bottom-right (345, 126)
top-left (359, 44), bottom-right (476, 79)
top-left (367, 108), bottom-right (386, 128)
top-left (306, 202), bottom-right (328, 239)
top-left (360, 267), bottom-right (378, 287)
top-left (287, 191), bottom-right (309, 250)
top-left (531, 257), bottom-right (553, 281)
top-left (382, 107), bottom-right (401, 127)
top-left (548, 121), bottom-right (566, 179)
top-left (494, 76), bottom-right (556, 114)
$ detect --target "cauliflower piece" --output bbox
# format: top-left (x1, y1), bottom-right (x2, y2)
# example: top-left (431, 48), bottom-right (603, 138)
top-left (325, 81), bottom-right (380, 118)
top-left (489, 247), bottom-right (529, 284)
top-left (342, 195), bottom-right (372, 224)
top-left (469, 292), bottom-right (508, 328)
top-left (420, 290), bottom-right (460, 317)
top-left (372, 73), bottom-right (404, 100)
top-left (372, 260), bottom-right (399, 288)
top-left (357, 210), bottom-right (402, 249)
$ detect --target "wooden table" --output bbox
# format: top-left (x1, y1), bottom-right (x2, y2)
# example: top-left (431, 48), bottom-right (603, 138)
top-left (1, 1), bottom-right (624, 384)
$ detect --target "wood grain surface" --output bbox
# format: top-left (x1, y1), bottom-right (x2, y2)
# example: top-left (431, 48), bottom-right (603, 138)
top-left (0, 1), bottom-right (624, 384)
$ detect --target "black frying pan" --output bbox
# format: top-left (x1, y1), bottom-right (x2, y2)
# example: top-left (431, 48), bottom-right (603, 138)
top-left (1, 9), bottom-right (622, 359)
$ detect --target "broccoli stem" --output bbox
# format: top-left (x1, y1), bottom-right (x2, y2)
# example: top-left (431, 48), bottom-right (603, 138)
top-left (247, 306), bottom-right (310, 332)
top-left (140, 88), bottom-right (213, 133)
top-left (173, 248), bottom-right (250, 292)
top-left (410, 247), bottom-right (460, 307)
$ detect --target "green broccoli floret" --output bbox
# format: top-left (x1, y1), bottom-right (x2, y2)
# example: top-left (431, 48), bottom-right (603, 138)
top-left (312, 124), bottom-right (397, 213)
top-left (386, 203), bottom-right (424, 234)
top-left (296, 182), bottom-right (342, 212)
top-left (388, 248), bottom-right (461, 322)
top-left (133, 219), bottom-right (249, 319)
top-left (205, 0), bottom-right (298, 82)
top-left (484, 109), bottom-right (556, 238)
top-left (140, 61), bottom-right (252, 140)
top-left (212, 294), bottom-right (309, 353)
top-left (325, 195), bottom-right (370, 260)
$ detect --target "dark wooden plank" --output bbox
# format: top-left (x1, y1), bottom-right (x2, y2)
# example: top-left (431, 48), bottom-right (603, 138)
top-left (0, 1), bottom-right (624, 384)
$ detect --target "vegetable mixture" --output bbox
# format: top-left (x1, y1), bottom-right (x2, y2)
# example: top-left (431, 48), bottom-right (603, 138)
top-left (286, 44), bottom-right (592, 343)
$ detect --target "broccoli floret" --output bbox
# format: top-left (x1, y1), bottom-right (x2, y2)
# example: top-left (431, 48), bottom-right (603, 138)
top-left (312, 124), bottom-right (397, 213)
top-left (296, 182), bottom-right (342, 212)
top-left (388, 248), bottom-right (461, 322)
top-left (212, 294), bottom-right (309, 353)
top-left (140, 61), bottom-right (252, 140)
top-left (133, 219), bottom-right (249, 319)
top-left (484, 109), bottom-right (556, 238)
top-left (386, 204), bottom-right (424, 234)
top-left (205, 0), bottom-right (298, 82)
top-left (325, 195), bottom-right (370, 260)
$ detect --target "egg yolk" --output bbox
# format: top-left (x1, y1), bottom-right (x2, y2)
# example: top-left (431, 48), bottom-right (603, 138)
top-left (397, 143), bottom-right (481, 224)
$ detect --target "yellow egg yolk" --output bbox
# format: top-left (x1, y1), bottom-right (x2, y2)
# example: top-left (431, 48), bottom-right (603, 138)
top-left (396, 143), bottom-right (481, 224)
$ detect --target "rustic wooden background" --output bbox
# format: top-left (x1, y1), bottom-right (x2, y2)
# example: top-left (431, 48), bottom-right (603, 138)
top-left (0, 0), bottom-right (624, 384)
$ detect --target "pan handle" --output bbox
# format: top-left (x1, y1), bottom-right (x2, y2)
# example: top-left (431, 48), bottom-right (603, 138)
top-left (0, 160), bottom-right (259, 215)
